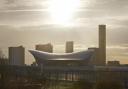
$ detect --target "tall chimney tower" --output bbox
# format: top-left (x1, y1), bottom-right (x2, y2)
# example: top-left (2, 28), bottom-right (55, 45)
top-left (99, 25), bottom-right (106, 65)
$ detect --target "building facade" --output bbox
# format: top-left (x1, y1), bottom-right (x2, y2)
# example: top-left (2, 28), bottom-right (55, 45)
top-left (9, 46), bottom-right (25, 66)
top-left (36, 43), bottom-right (53, 53)
top-left (65, 41), bottom-right (74, 53)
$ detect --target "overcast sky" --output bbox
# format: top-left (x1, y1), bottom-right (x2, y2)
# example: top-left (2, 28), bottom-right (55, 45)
top-left (0, 0), bottom-right (128, 26)
top-left (0, 0), bottom-right (128, 64)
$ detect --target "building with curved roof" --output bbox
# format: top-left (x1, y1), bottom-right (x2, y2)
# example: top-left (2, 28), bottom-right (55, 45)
top-left (29, 49), bottom-right (94, 66)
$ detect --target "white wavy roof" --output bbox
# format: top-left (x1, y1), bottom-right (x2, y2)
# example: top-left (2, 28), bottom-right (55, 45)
top-left (29, 50), bottom-right (94, 60)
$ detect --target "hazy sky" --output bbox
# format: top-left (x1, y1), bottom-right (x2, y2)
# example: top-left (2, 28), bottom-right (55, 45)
top-left (0, 0), bottom-right (128, 26)
top-left (0, 0), bottom-right (128, 64)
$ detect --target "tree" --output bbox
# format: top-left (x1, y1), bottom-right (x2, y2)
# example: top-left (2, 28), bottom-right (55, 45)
top-left (0, 49), bottom-right (5, 59)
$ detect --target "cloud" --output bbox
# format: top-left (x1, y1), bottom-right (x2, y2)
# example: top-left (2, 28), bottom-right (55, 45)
top-left (0, 0), bottom-right (128, 27)
top-left (0, 0), bottom-right (48, 10)
top-left (0, 1), bottom-right (128, 44)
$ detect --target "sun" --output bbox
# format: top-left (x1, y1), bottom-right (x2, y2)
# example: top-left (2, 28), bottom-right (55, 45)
top-left (48, 0), bottom-right (80, 26)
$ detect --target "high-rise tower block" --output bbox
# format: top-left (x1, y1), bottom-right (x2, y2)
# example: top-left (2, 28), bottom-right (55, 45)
top-left (99, 25), bottom-right (106, 65)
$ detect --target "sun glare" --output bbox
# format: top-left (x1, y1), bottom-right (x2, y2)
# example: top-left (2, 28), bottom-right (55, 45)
top-left (48, 0), bottom-right (80, 26)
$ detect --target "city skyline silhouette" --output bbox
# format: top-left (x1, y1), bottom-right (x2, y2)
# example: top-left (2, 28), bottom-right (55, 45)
top-left (0, 0), bottom-right (128, 65)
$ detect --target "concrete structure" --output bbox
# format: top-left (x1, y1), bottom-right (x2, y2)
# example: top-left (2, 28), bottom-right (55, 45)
top-left (9, 46), bottom-right (25, 66)
top-left (99, 25), bottom-right (106, 65)
top-left (66, 41), bottom-right (74, 53)
top-left (36, 43), bottom-right (53, 53)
